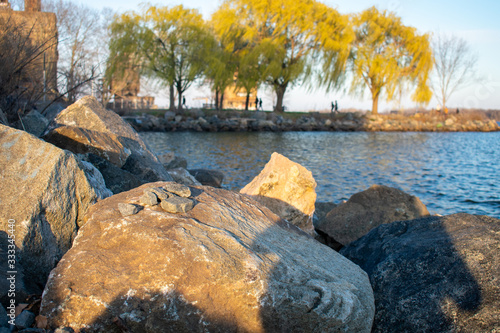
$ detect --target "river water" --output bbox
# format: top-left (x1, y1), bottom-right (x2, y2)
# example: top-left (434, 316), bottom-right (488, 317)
top-left (141, 131), bottom-right (500, 218)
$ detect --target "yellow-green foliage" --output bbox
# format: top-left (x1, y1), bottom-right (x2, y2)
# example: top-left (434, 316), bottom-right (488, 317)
top-left (350, 7), bottom-right (433, 114)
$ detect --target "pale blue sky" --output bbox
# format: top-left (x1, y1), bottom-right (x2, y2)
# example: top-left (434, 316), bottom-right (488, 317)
top-left (83, 0), bottom-right (500, 111)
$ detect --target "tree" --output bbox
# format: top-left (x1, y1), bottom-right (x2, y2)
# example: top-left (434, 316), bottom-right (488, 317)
top-left (211, 3), bottom-right (262, 111)
top-left (43, 0), bottom-right (111, 103)
top-left (0, 13), bottom-right (58, 124)
top-left (350, 7), bottom-right (433, 114)
top-left (218, 0), bottom-right (350, 113)
top-left (431, 34), bottom-right (478, 110)
top-left (108, 5), bottom-right (211, 111)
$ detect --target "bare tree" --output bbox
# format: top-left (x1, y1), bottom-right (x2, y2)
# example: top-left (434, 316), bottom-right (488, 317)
top-left (432, 34), bottom-right (479, 109)
top-left (42, 0), bottom-right (112, 103)
top-left (0, 14), bottom-right (58, 124)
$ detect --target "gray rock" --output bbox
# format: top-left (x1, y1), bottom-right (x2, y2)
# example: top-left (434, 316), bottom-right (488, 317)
top-left (341, 213), bottom-right (500, 333)
top-left (0, 304), bottom-right (7, 327)
top-left (0, 124), bottom-right (111, 294)
top-left (40, 183), bottom-right (374, 332)
top-left (163, 182), bottom-right (191, 198)
top-left (189, 169), bottom-right (225, 188)
top-left (84, 153), bottom-right (144, 194)
top-left (140, 191), bottom-right (158, 206)
top-left (15, 310), bottom-right (35, 329)
top-left (160, 196), bottom-right (195, 213)
top-left (118, 203), bottom-right (141, 217)
top-left (0, 327), bottom-right (9, 333)
top-left (18, 110), bottom-right (49, 137)
top-left (159, 152), bottom-right (188, 170)
top-left (317, 185), bottom-right (429, 245)
top-left (150, 187), bottom-right (170, 200)
top-left (18, 329), bottom-right (46, 333)
top-left (166, 168), bottom-right (202, 186)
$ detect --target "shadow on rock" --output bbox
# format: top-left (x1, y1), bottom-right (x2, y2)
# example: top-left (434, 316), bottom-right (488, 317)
top-left (340, 213), bottom-right (500, 332)
top-left (40, 184), bottom-right (375, 332)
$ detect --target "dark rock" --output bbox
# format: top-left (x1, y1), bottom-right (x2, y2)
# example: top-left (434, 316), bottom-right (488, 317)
top-left (0, 328), bottom-right (9, 333)
top-left (312, 202), bottom-right (337, 227)
top-left (160, 196), bottom-right (195, 213)
top-left (189, 169), bottom-right (225, 188)
top-left (84, 153), bottom-right (144, 194)
top-left (0, 303), bottom-right (7, 327)
top-left (40, 183), bottom-right (374, 332)
top-left (317, 185), bottom-right (429, 245)
top-left (340, 213), bottom-right (500, 333)
top-left (17, 110), bottom-right (49, 137)
top-left (159, 152), bottom-right (188, 170)
top-left (15, 310), bottom-right (35, 330)
top-left (118, 203), bottom-right (141, 217)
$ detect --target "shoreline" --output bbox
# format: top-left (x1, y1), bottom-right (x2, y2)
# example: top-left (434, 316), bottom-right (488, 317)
top-left (122, 109), bottom-right (500, 133)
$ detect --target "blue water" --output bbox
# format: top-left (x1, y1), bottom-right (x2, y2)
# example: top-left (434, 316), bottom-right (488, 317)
top-left (141, 131), bottom-right (500, 218)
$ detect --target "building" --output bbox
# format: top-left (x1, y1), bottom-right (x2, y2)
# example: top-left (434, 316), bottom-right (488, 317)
top-left (107, 65), bottom-right (156, 111)
top-left (0, 0), bottom-right (58, 97)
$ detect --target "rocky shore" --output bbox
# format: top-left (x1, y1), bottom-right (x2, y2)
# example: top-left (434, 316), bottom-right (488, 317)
top-left (1, 96), bottom-right (499, 332)
top-left (123, 109), bottom-right (500, 132)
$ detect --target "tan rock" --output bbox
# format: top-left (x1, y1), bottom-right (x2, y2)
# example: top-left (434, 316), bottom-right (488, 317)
top-left (44, 125), bottom-right (131, 167)
top-left (52, 96), bottom-right (172, 182)
top-left (40, 183), bottom-right (374, 333)
top-left (0, 124), bottom-right (111, 294)
top-left (317, 185), bottom-right (430, 245)
top-left (240, 152), bottom-right (317, 236)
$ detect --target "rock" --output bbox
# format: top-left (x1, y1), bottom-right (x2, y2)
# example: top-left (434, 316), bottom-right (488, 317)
top-left (0, 328), bottom-right (9, 333)
top-left (163, 182), bottom-right (191, 198)
top-left (140, 191), bottom-right (158, 206)
top-left (118, 203), bottom-right (141, 217)
top-left (160, 196), bottom-right (195, 213)
top-left (159, 152), bottom-right (188, 170)
top-left (166, 168), bottom-right (202, 186)
top-left (84, 153), bottom-right (144, 194)
top-left (53, 328), bottom-right (75, 333)
top-left (240, 152), bottom-right (317, 236)
top-left (0, 124), bottom-right (111, 295)
top-left (0, 108), bottom-right (7, 126)
top-left (0, 303), bottom-right (7, 327)
top-left (340, 213), bottom-right (500, 333)
top-left (15, 311), bottom-right (35, 330)
top-left (317, 185), bottom-right (429, 245)
top-left (51, 96), bottom-right (172, 183)
top-left (18, 110), bottom-right (49, 137)
top-left (188, 169), bottom-right (225, 188)
top-left (150, 187), bottom-right (170, 200)
top-left (40, 183), bottom-right (374, 333)
top-left (44, 126), bottom-right (131, 167)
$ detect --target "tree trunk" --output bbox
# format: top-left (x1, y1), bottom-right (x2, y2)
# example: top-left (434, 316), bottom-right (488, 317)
top-left (245, 92), bottom-right (250, 111)
top-left (169, 84), bottom-right (175, 111)
top-left (274, 83), bottom-right (288, 113)
top-left (220, 92), bottom-right (224, 110)
top-left (178, 91), bottom-right (183, 111)
top-left (215, 89), bottom-right (219, 110)
top-left (372, 92), bottom-right (379, 115)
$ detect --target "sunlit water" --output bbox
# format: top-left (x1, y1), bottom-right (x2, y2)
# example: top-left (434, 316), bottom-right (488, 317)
top-left (141, 131), bottom-right (500, 218)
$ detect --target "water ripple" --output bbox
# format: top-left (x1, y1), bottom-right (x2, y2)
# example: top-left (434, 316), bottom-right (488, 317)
top-left (141, 131), bottom-right (500, 218)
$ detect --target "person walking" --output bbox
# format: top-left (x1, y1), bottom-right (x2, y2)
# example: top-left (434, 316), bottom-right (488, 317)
top-left (259, 98), bottom-right (263, 111)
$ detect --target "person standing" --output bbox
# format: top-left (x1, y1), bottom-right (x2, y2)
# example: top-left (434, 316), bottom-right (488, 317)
top-left (335, 100), bottom-right (338, 112)
top-left (255, 96), bottom-right (259, 110)
top-left (331, 101), bottom-right (335, 112)
top-left (259, 98), bottom-right (263, 111)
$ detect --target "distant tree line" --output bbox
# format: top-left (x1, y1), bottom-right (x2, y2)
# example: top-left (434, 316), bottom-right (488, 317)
top-left (0, 0), bottom-right (479, 125)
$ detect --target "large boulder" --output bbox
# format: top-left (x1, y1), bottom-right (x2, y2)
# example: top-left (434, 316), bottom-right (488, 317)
top-left (316, 185), bottom-right (429, 245)
top-left (341, 213), bottom-right (500, 333)
top-left (44, 126), bottom-right (131, 167)
top-left (0, 124), bottom-right (111, 299)
top-left (188, 169), bottom-right (225, 188)
top-left (41, 183), bottom-right (374, 333)
top-left (50, 96), bottom-right (172, 183)
top-left (240, 152), bottom-right (317, 236)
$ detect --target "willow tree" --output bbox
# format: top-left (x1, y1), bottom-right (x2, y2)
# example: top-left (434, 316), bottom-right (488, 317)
top-left (211, 3), bottom-right (261, 111)
top-left (108, 5), bottom-right (210, 110)
top-left (350, 7), bottom-right (433, 114)
top-left (217, 0), bottom-right (350, 113)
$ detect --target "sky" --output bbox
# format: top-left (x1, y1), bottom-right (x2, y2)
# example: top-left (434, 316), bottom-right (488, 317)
top-left (80, 0), bottom-right (500, 112)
